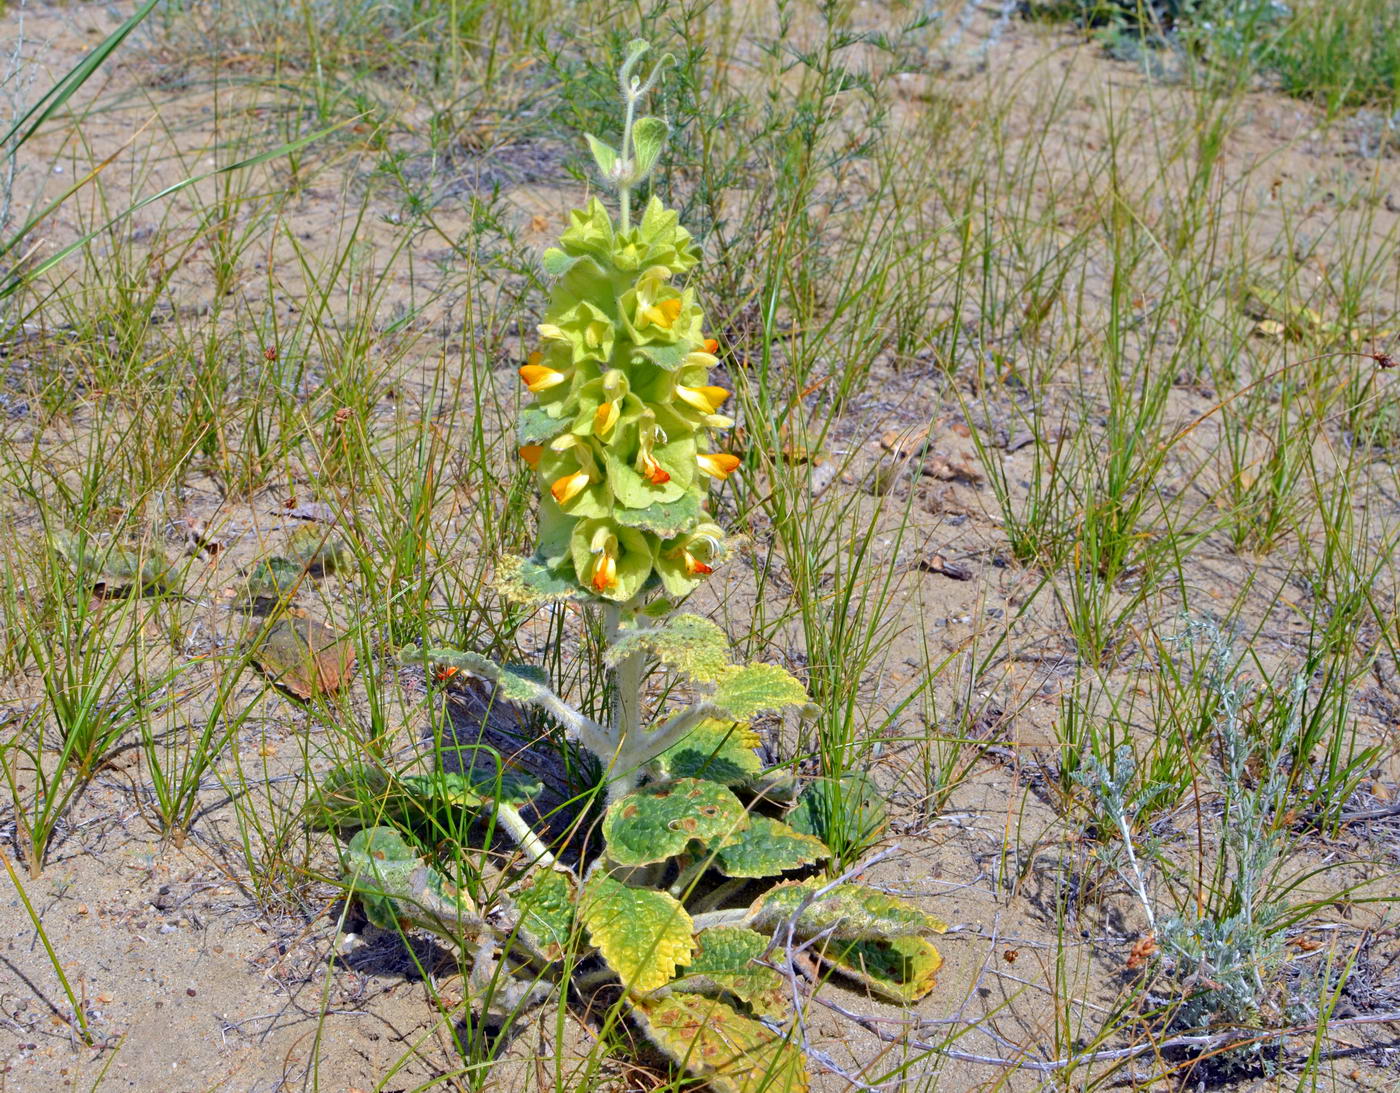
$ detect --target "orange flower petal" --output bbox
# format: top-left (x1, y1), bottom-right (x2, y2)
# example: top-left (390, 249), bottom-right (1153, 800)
top-left (550, 470), bottom-right (590, 504)
top-left (697, 452), bottom-right (741, 479)
top-left (518, 444), bottom-right (544, 467)
top-left (519, 363), bottom-right (566, 392)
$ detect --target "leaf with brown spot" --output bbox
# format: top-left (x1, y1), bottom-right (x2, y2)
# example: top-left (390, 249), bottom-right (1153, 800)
top-left (250, 616), bottom-right (356, 698)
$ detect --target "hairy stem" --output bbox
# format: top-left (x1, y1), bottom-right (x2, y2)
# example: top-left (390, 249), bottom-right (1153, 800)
top-left (493, 801), bottom-right (558, 870)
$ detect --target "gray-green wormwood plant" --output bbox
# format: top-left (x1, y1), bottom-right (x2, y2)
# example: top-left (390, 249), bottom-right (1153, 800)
top-left (317, 41), bottom-right (945, 1093)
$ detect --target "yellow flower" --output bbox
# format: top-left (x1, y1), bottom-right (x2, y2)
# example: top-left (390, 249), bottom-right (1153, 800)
top-left (642, 297), bottom-right (683, 329)
top-left (590, 548), bottom-right (618, 593)
top-left (588, 525), bottom-right (619, 593)
top-left (519, 350), bottom-right (566, 392)
top-left (696, 452), bottom-right (741, 480)
top-left (518, 444), bottom-right (544, 468)
top-left (675, 384), bottom-right (730, 415)
top-left (594, 399), bottom-right (620, 437)
top-left (551, 470), bottom-right (591, 504)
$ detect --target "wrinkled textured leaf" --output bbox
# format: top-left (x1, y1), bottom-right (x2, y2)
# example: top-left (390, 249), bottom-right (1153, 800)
top-left (715, 815), bottom-right (828, 879)
top-left (788, 773), bottom-right (888, 857)
top-left (613, 493), bottom-right (700, 536)
top-left (495, 554), bottom-right (588, 605)
top-left (748, 880), bottom-right (947, 941)
top-left (340, 827), bottom-right (473, 933)
top-left (657, 720), bottom-right (763, 786)
top-left (630, 116), bottom-right (668, 180)
top-left (819, 935), bottom-right (943, 1004)
top-left (603, 778), bottom-right (749, 867)
top-left (710, 663), bottom-right (809, 720)
top-left (250, 616), bottom-right (355, 698)
top-left (518, 405), bottom-right (567, 445)
top-left (668, 927), bottom-right (788, 1019)
top-left (401, 764), bottom-right (542, 811)
top-left (513, 868), bottom-right (577, 961)
top-left (243, 556), bottom-right (305, 600)
top-left (419, 647), bottom-right (558, 713)
top-left (285, 524), bottom-right (350, 572)
top-left (581, 872), bottom-right (693, 992)
top-left (606, 614), bottom-right (732, 682)
top-left (633, 992), bottom-right (807, 1093)
top-left (51, 531), bottom-right (177, 591)
top-left (310, 764), bottom-right (399, 832)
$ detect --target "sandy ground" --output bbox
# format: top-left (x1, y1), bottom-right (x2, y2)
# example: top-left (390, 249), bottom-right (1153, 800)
top-left (3, 1), bottom-right (1400, 1091)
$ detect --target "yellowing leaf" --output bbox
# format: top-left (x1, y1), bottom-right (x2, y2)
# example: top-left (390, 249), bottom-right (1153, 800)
top-left (657, 720), bottom-right (763, 786)
top-left (819, 935), bottom-right (943, 1004)
top-left (668, 927), bottom-right (788, 1019)
top-left (581, 872), bottom-right (693, 992)
top-left (633, 992), bottom-right (807, 1093)
top-left (748, 880), bottom-right (947, 941)
top-left (602, 778), bottom-right (749, 867)
top-left (606, 614), bottom-right (733, 682)
top-left (710, 663), bottom-right (809, 720)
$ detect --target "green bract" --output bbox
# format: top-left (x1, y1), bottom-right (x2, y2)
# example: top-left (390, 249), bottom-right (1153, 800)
top-left (511, 182), bottom-right (729, 605)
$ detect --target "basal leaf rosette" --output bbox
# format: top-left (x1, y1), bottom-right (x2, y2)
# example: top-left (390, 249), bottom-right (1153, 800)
top-left (509, 192), bottom-right (737, 606)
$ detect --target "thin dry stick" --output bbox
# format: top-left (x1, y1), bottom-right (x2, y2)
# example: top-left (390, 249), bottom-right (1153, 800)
top-left (824, 1000), bottom-right (1400, 1074)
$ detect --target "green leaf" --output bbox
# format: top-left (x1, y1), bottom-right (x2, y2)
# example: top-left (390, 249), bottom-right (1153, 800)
top-left (401, 762), bottom-right (542, 811)
top-left (585, 133), bottom-right (619, 181)
top-left (518, 405), bottom-right (568, 445)
top-left (495, 554), bottom-right (588, 605)
top-left (710, 663), bottom-right (809, 720)
top-left (614, 492), bottom-right (700, 536)
top-left (787, 773), bottom-right (888, 858)
top-left (602, 779), bottom-right (749, 867)
top-left (632, 992), bottom-right (808, 1093)
top-left (657, 720), bottom-right (763, 786)
top-left (51, 531), bottom-right (177, 591)
top-left (581, 872), bottom-right (693, 992)
top-left (715, 815), bottom-right (828, 879)
top-left (668, 927), bottom-right (788, 1019)
top-left (418, 648), bottom-right (552, 705)
top-left (818, 935), bottom-right (944, 1004)
top-left (541, 247), bottom-right (581, 277)
top-left (513, 868), bottom-right (577, 962)
top-left (309, 764), bottom-right (399, 832)
top-left (242, 557), bottom-right (305, 600)
top-left (284, 525), bottom-right (350, 573)
top-left (340, 827), bottom-right (473, 934)
top-left (634, 339), bottom-right (694, 370)
top-left (630, 116), bottom-right (669, 180)
top-left (606, 614), bottom-right (732, 683)
top-left (748, 880), bottom-right (947, 941)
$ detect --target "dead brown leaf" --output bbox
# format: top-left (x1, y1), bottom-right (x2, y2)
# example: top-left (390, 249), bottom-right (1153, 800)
top-left (880, 425), bottom-right (930, 460)
top-left (250, 616), bottom-right (356, 698)
top-left (918, 554), bottom-right (973, 581)
top-left (923, 453), bottom-right (983, 485)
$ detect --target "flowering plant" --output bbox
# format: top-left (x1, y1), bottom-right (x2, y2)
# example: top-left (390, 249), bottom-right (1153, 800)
top-left (320, 41), bottom-right (944, 1092)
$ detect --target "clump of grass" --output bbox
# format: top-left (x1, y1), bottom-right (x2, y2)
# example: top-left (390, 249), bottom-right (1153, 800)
top-left (1265, 0), bottom-right (1400, 112)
